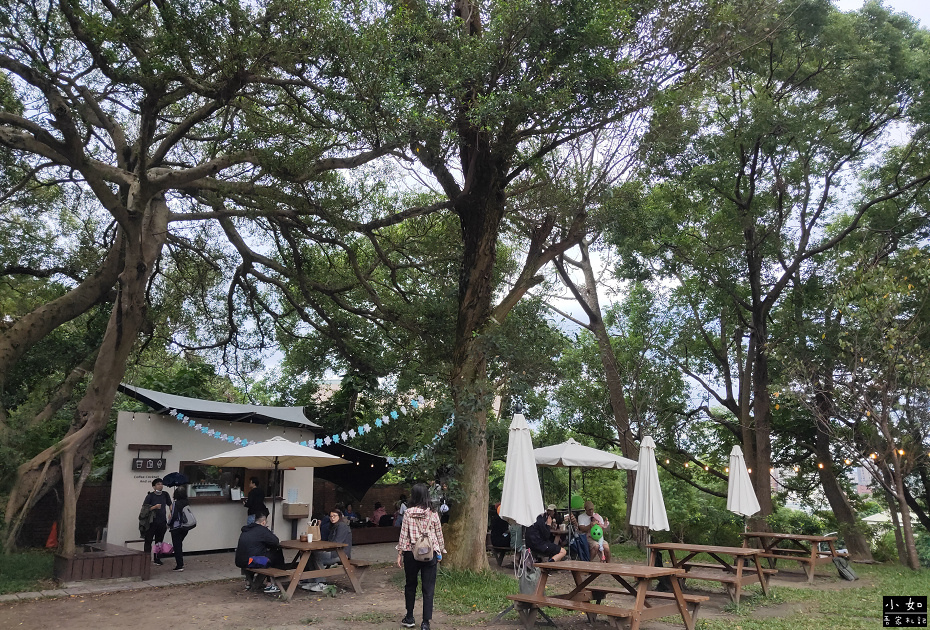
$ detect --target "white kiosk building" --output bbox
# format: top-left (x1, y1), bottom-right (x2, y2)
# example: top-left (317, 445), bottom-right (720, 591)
top-left (107, 385), bottom-right (325, 552)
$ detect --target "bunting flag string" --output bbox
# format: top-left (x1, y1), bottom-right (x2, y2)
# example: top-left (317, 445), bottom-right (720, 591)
top-left (386, 417), bottom-right (455, 466)
top-left (159, 394), bottom-right (431, 453)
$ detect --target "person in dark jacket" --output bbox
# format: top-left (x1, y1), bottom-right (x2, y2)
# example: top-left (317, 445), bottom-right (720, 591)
top-left (243, 476), bottom-right (267, 525)
top-left (142, 478), bottom-right (172, 566)
top-left (301, 508), bottom-right (352, 592)
top-left (235, 510), bottom-right (284, 594)
top-left (525, 512), bottom-right (566, 562)
top-left (167, 486), bottom-right (192, 571)
top-left (489, 503), bottom-right (511, 548)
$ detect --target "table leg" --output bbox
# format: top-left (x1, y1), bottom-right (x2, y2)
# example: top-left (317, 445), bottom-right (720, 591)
top-left (732, 557), bottom-right (743, 605)
top-left (282, 550), bottom-right (312, 601)
top-left (628, 576), bottom-right (651, 630)
top-left (805, 546), bottom-right (816, 583)
top-left (337, 548), bottom-right (363, 593)
top-left (669, 575), bottom-right (695, 630)
top-left (752, 555), bottom-right (770, 596)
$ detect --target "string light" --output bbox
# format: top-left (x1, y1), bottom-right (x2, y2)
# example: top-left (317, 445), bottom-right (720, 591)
top-left (684, 462), bottom-right (689, 468)
top-left (844, 459), bottom-right (852, 465)
top-left (818, 463), bottom-right (824, 469)
top-left (747, 468), bottom-right (752, 474)
top-left (870, 453), bottom-right (877, 459)
top-left (665, 459), bottom-right (670, 464)
top-left (898, 449), bottom-right (905, 456)
top-left (704, 465), bottom-right (709, 471)
top-left (793, 466), bottom-right (800, 472)
top-left (725, 467), bottom-right (729, 473)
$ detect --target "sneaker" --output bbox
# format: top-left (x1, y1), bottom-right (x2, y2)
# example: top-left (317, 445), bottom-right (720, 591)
top-left (153, 558), bottom-right (163, 566)
top-left (172, 566), bottom-right (184, 572)
top-left (263, 584), bottom-right (281, 594)
top-left (420, 622), bottom-right (430, 630)
top-left (244, 580), bottom-right (252, 591)
top-left (401, 615), bottom-right (416, 628)
top-left (303, 583), bottom-right (327, 592)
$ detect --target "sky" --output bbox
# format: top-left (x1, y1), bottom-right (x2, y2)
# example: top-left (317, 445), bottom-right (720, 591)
top-left (834, 0), bottom-right (928, 26)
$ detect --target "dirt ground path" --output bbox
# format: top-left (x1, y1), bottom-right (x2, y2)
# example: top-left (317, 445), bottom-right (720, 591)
top-left (0, 551), bottom-right (861, 630)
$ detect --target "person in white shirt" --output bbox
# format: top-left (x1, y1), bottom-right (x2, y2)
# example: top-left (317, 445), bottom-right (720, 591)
top-left (572, 500), bottom-right (611, 561)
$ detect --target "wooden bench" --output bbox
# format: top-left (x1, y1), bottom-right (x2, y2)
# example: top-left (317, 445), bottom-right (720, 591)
top-left (755, 551), bottom-right (846, 579)
top-left (585, 585), bottom-right (710, 617)
top-left (489, 545), bottom-right (513, 567)
top-left (507, 593), bottom-right (635, 629)
top-left (682, 561), bottom-right (779, 575)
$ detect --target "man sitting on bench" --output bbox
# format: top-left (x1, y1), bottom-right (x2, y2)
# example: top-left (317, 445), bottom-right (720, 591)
top-left (235, 509), bottom-right (285, 594)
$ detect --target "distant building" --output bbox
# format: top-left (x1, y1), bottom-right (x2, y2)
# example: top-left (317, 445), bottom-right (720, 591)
top-left (847, 467), bottom-right (872, 495)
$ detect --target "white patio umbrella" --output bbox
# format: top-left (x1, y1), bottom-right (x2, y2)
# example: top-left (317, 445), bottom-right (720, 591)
top-left (500, 413), bottom-right (545, 527)
top-left (629, 436), bottom-right (669, 545)
top-left (198, 436), bottom-right (348, 531)
top-left (534, 438), bottom-right (637, 512)
top-left (535, 438), bottom-right (638, 559)
top-left (727, 445), bottom-right (761, 526)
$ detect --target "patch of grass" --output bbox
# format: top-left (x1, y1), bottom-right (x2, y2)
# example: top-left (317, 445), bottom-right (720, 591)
top-left (700, 562), bottom-right (930, 630)
top-left (0, 550), bottom-right (55, 594)
top-left (298, 617), bottom-right (318, 625)
top-left (339, 611), bottom-right (396, 623)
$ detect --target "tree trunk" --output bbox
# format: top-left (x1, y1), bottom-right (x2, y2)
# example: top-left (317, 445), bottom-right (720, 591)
top-left (3, 194), bottom-right (169, 554)
top-left (812, 376), bottom-right (872, 561)
top-left (441, 155), bottom-right (504, 570)
top-left (749, 318), bottom-right (774, 519)
top-left (889, 452), bottom-right (920, 570)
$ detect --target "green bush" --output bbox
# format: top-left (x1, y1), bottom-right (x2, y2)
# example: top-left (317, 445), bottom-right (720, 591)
top-left (765, 506), bottom-right (825, 536)
top-left (872, 530), bottom-right (900, 563)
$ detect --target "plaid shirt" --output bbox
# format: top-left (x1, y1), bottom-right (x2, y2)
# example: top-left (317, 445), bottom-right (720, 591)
top-left (396, 506), bottom-right (446, 554)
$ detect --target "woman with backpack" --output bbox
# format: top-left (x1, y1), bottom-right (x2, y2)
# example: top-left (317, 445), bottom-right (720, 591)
top-left (167, 486), bottom-right (195, 571)
top-left (396, 483), bottom-right (446, 630)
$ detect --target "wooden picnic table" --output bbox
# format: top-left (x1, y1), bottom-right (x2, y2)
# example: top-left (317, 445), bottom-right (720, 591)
top-left (506, 560), bottom-right (704, 630)
top-left (740, 531), bottom-right (846, 583)
top-left (647, 542), bottom-right (775, 604)
top-left (250, 539), bottom-right (365, 601)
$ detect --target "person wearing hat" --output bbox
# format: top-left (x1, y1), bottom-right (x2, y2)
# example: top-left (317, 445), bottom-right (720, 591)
top-left (545, 504), bottom-right (566, 545)
top-left (571, 500), bottom-right (611, 562)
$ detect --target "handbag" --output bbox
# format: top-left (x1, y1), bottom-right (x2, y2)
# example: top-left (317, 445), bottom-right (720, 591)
top-left (307, 518), bottom-right (322, 541)
top-left (517, 548), bottom-right (540, 595)
top-left (181, 505), bottom-right (197, 530)
top-left (153, 541), bottom-right (174, 555)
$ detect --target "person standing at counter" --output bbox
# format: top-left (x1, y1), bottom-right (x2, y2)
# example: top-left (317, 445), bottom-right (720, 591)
top-left (142, 478), bottom-right (172, 566)
top-left (243, 476), bottom-right (266, 525)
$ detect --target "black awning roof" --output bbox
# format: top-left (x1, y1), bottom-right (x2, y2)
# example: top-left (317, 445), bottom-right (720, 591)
top-left (314, 441), bottom-right (391, 500)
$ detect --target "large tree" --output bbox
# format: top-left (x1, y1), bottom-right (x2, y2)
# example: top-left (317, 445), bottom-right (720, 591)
top-left (613, 0), bottom-right (930, 526)
top-left (0, 0), bottom-right (396, 552)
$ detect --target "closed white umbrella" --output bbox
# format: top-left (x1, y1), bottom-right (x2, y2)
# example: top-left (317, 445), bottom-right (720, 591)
top-left (629, 436), bottom-right (669, 535)
top-left (500, 413), bottom-right (545, 527)
top-left (727, 445), bottom-right (761, 519)
top-left (199, 436), bottom-right (347, 531)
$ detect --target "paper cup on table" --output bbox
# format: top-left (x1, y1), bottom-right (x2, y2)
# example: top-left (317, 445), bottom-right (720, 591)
top-left (308, 534), bottom-right (313, 543)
